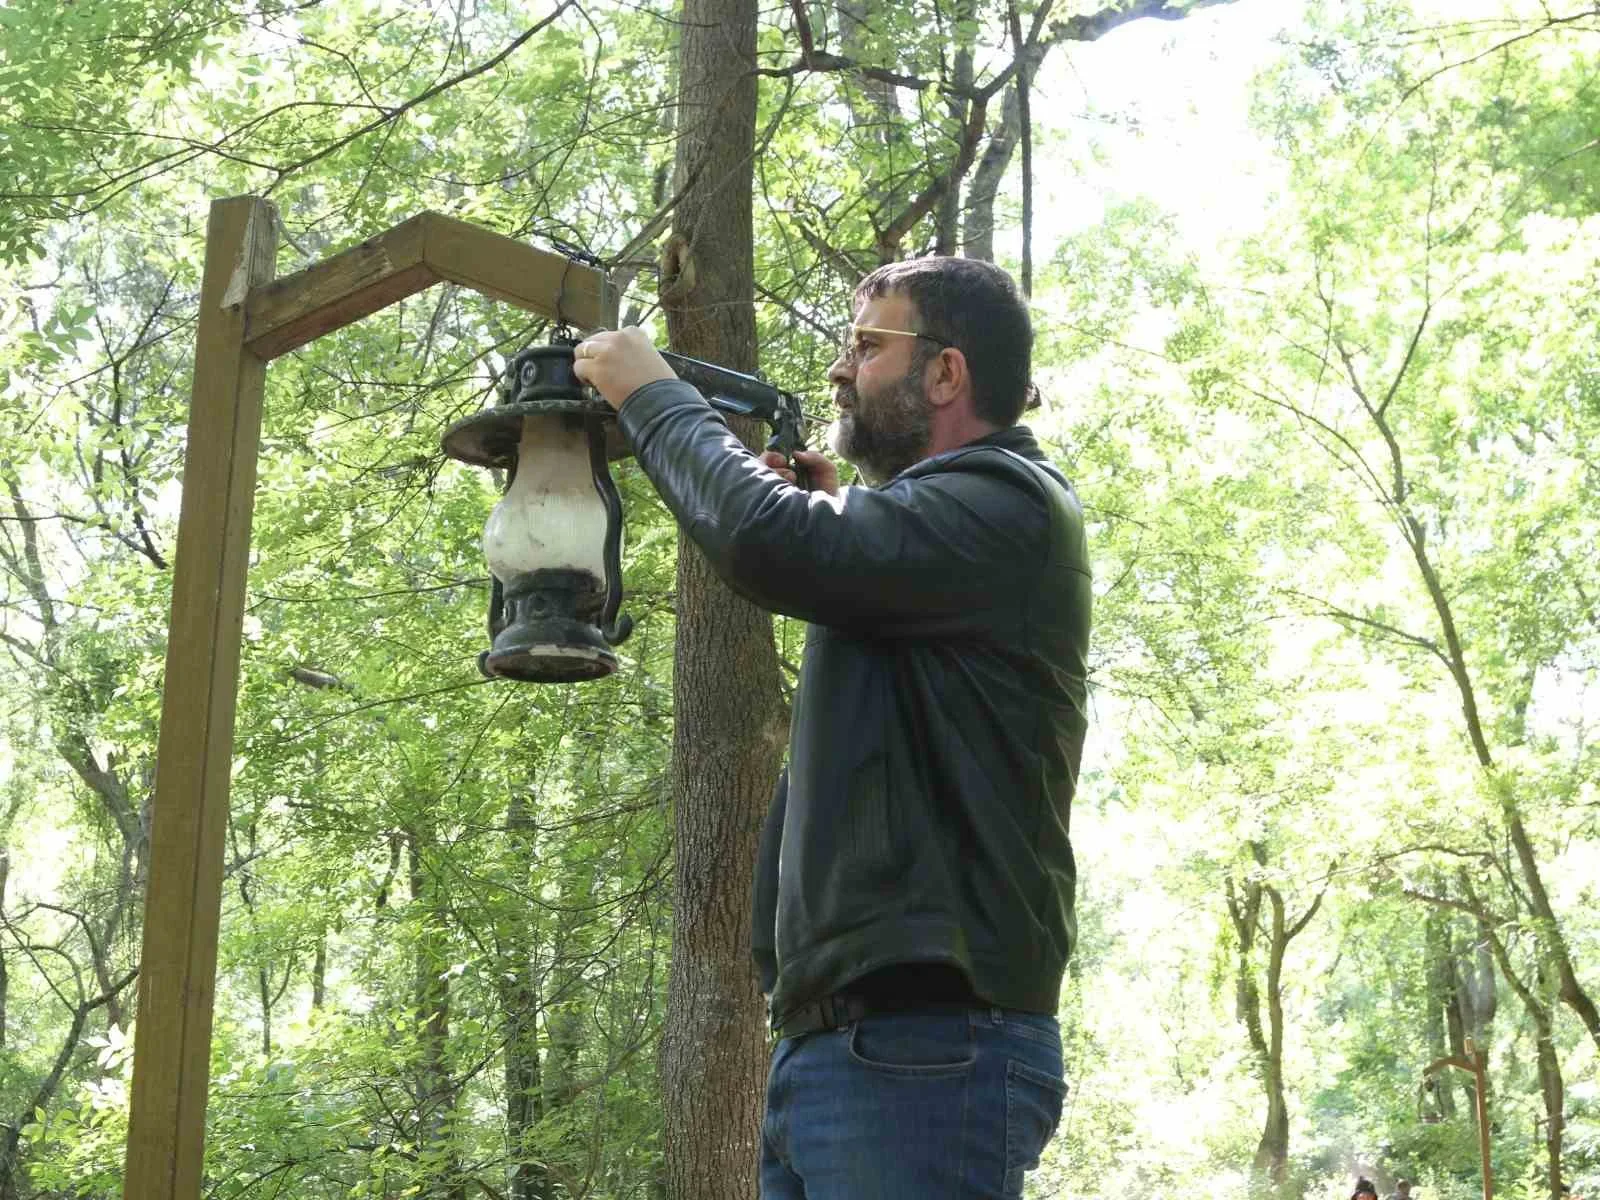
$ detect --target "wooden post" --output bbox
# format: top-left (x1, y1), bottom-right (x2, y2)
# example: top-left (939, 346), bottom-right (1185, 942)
top-left (121, 197), bottom-right (611, 1199)
top-left (1425, 1040), bottom-right (1494, 1200)
top-left (122, 195), bottom-right (277, 1200)
top-left (1468, 1040), bottom-right (1494, 1200)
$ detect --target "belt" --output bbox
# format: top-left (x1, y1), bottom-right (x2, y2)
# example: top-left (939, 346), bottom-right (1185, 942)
top-left (772, 964), bottom-right (982, 1039)
top-left (772, 991), bottom-right (875, 1039)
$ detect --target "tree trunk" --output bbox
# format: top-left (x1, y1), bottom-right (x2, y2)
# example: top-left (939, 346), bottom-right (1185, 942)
top-left (1448, 913), bottom-right (1495, 1155)
top-left (0, 850), bottom-right (7, 1049)
top-left (312, 937), bottom-right (326, 1010)
top-left (1536, 1030), bottom-right (1564, 1200)
top-left (410, 833), bottom-right (466, 1200)
top-left (1225, 863), bottom-right (1274, 1199)
top-left (233, 819), bottom-right (275, 1056)
top-left (1226, 846), bottom-right (1323, 1200)
top-left (962, 90), bottom-right (1012, 263)
top-left (1463, 876), bottom-right (1562, 1200)
top-left (502, 788), bottom-right (551, 1200)
top-left (1423, 905), bottom-right (1456, 1119)
top-left (838, 0), bottom-right (906, 221)
top-left (1253, 886), bottom-right (1291, 1190)
top-left (659, 0), bottom-right (788, 1194)
top-left (542, 867), bottom-right (590, 1182)
top-left (936, 0), bottom-right (977, 254)
top-left (1353, 391), bottom-right (1600, 1059)
top-left (1502, 804), bottom-right (1600, 1051)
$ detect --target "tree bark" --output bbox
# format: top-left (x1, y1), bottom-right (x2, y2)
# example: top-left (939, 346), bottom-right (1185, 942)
top-left (962, 83), bottom-right (1017, 263)
top-left (1462, 876), bottom-right (1563, 1200)
top-left (1225, 845), bottom-right (1324, 1199)
top-left (659, 0), bottom-right (788, 1197)
top-left (963, 40), bottom-right (1045, 263)
top-left (0, 850), bottom-right (7, 1050)
top-left (312, 938), bottom-right (326, 1010)
top-left (542, 864), bottom-right (591, 1183)
top-left (409, 832), bottom-right (466, 1200)
top-left (936, 0), bottom-right (977, 254)
top-left (1423, 904), bottom-right (1456, 1119)
top-left (1254, 886), bottom-right (1292, 1189)
top-left (1536, 1032), bottom-right (1565, 1200)
top-left (502, 788), bottom-right (551, 1200)
top-left (838, 0), bottom-right (905, 145)
top-left (1451, 917), bottom-right (1495, 1137)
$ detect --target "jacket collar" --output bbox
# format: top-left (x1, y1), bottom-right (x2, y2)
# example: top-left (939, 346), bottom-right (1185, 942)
top-left (968, 424), bottom-right (1047, 463)
top-left (891, 424), bottom-right (1065, 487)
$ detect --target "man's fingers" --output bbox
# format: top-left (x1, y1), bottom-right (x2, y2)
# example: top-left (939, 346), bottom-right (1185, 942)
top-left (759, 452), bottom-right (798, 485)
top-left (570, 327), bottom-right (674, 411)
top-left (790, 449), bottom-right (840, 495)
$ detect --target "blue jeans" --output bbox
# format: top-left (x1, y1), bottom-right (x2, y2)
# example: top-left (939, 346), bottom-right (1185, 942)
top-left (760, 1007), bottom-right (1067, 1199)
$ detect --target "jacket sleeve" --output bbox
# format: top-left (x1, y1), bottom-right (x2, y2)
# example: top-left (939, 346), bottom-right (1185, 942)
top-left (617, 378), bottom-right (1055, 634)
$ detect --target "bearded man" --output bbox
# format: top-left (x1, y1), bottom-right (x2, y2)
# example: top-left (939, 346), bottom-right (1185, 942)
top-left (574, 256), bottom-right (1091, 1199)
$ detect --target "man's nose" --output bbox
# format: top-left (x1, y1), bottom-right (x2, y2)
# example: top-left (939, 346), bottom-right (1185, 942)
top-left (827, 352), bottom-right (853, 389)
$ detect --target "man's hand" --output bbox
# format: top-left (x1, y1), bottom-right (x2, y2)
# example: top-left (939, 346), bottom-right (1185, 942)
top-left (760, 448), bottom-right (840, 497)
top-left (572, 327), bottom-right (676, 411)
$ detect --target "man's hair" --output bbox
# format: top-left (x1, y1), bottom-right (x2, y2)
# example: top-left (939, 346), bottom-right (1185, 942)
top-left (854, 256), bottom-right (1034, 427)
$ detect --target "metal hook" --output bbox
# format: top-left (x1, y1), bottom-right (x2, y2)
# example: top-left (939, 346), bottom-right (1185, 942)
top-left (553, 257), bottom-right (574, 343)
top-left (546, 237), bottom-right (605, 341)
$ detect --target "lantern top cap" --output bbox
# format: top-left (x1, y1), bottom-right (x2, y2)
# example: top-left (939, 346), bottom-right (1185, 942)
top-left (441, 341), bottom-right (627, 470)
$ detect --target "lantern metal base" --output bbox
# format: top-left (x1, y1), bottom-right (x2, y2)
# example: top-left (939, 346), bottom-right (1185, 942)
top-left (482, 568), bottom-right (618, 684)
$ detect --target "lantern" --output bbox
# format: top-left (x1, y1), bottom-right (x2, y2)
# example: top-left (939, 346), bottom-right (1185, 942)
top-left (441, 337), bottom-right (632, 683)
top-left (441, 329), bottom-right (811, 683)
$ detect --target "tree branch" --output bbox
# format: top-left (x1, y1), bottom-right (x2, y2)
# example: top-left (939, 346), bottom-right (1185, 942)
top-left (265, 3), bottom-right (576, 193)
top-left (1281, 587), bottom-right (1451, 667)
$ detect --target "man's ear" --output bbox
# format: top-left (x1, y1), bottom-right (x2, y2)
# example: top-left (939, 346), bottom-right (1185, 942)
top-left (925, 347), bottom-right (970, 409)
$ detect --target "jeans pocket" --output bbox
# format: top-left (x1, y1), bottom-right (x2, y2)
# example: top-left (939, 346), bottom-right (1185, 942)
top-left (999, 1010), bottom-right (1062, 1049)
top-left (1004, 1059), bottom-right (1067, 1195)
top-left (847, 1012), bottom-right (977, 1077)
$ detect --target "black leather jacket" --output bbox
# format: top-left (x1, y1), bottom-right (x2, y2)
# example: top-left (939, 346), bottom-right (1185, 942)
top-left (618, 379), bottom-right (1092, 1021)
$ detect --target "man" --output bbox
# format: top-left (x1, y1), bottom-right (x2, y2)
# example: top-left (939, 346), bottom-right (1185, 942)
top-left (574, 257), bottom-right (1091, 1199)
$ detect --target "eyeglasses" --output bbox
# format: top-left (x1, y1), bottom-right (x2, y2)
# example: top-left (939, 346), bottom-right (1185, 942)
top-left (839, 324), bottom-right (954, 366)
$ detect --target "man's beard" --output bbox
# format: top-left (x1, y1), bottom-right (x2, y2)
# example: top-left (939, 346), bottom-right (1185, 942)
top-left (827, 366), bottom-right (933, 486)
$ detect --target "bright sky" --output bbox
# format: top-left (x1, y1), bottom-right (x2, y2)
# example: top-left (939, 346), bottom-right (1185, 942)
top-left (1028, 0), bottom-right (1297, 256)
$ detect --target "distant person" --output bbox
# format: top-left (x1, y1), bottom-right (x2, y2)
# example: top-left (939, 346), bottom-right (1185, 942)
top-left (1389, 1179), bottom-right (1413, 1200)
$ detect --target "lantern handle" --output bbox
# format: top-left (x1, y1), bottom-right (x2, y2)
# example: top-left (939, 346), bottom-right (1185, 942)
top-left (586, 416), bottom-right (634, 647)
top-left (477, 575), bottom-right (507, 678)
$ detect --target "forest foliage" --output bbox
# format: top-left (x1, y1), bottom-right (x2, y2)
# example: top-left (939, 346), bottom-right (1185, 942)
top-left (1, 0), bottom-right (1598, 1197)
